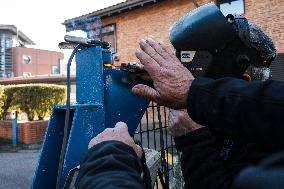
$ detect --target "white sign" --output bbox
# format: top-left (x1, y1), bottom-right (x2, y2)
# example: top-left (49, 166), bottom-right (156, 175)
top-left (181, 51), bottom-right (196, 63)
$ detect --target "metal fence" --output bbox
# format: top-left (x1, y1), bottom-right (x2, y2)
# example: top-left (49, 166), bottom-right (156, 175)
top-left (134, 102), bottom-right (180, 189)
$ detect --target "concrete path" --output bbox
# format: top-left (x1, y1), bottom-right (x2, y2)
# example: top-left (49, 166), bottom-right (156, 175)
top-left (0, 150), bottom-right (39, 189)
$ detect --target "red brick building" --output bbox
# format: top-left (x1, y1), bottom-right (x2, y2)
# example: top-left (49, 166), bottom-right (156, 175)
top-left (64, 0), bottom-right (284, 79)
top-left (0, 25), bottom-right (64, 78)
top-left (12, 47), bottom-right (64, 77)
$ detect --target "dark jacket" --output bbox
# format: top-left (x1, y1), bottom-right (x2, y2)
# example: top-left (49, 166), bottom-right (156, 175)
top-left (233, 150), bottom-right (284, 189)
top-left (185, 77), bottom-right (284, 189)
top-left (175, 127), bottom-right (237, 189)
top-left (75, 140), bottom-right (144, 189)
top-left (188, 77), bottom-right (284, 147)
top-left (175, 127), bottom-right (282, 189)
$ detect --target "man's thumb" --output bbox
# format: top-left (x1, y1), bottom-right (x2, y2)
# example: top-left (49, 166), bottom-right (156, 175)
top-left (132, 84), bottom-right (159, 101)
top-left (115, 122), bottom-right (128, 131)
top-left (135, 144), bottom-right (143, 158)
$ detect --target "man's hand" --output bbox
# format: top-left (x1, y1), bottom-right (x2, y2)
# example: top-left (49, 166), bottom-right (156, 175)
top-left (88, 122), bottom-right (143, 158)
top-left (132, 38), bottom-right (194, 109)
top-left (168, 109), bottom-right (204, 138)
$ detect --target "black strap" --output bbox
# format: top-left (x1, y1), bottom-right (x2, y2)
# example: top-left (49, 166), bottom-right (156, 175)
top-left (157, 168), bottom-right (167, 189)
top-left (227, 14), bottom-right (251, 48)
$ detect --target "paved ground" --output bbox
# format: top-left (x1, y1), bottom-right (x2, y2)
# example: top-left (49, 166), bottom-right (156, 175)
top-left (0, 122), bottom-right (174, 189)
top-left (0, 149), bottom-right (39, 189)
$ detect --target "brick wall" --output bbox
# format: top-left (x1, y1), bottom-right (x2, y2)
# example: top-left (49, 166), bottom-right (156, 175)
top-left (101, 0), bottom-right (284, 64)
top-left (0, 120), bottom-right (48, 144)
top-left (244, 0), bottom-right (284, 53)
top-left (102, 0), bottom-right (212, 64)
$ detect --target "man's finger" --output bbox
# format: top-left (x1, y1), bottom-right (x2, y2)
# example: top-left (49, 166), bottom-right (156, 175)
top-left (146, 38), bottom-right (173, 63)
top-left (88, 138), bottom-right (98, 149)
top-left (135, 63), bottom-right (145, 71)
top-left (139, 39), bottom-right (167, 66)
top-left (135, 49), bottom-right (160, 77)
top-left (132, 84), bottom-right (160, 102)
top-left (158, 41), bottom-right (178, 60)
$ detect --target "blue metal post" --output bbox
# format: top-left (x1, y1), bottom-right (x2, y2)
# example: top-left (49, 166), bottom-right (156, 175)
top-left (32, 46), bottom-right (149, 189)
top-left (12, 111), bottom-right (18, 146)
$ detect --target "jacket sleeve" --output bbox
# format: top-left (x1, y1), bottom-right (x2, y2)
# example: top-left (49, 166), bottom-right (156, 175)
top-left (188, 77), bottom-right (284, 145)
top-left (75, 140), bottom-right (145, 189)
top-left (233, 150), bottom-right (284, 189)
top-left (175, 127), bottom-right (244, 189)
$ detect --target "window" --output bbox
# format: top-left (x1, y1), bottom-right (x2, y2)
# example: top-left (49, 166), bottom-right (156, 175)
top-left (5, 39), bottom-right (12, 49)
top-left (52, 65), bottom-right (60, 74)
top-left (270, 53), bottom-right (284, 80)
top-left (88, 23), bottom-right (117, 53)
top-left (218, 0), bottom-right (245, 16)
top-left (102, 25), bottom-right (117, 53)
top-left (23, 55), bottom-right (32, 64)
top-left (58, 58), bottom-right (67, 75)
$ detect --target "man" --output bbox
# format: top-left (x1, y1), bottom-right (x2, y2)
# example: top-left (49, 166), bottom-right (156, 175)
top-left (75, 39), bottom-right (284, 188)
top-left (168, 66), bottom-right (282, 189)
top-left (75, 38), bottom-right (284, 189)
top-left (131, 38), bottom-right (284, 188)
top-left (132, 37), bottom-right (284, 146)
top-left (75, 5), bottom-right (284, 189)
top-left (166, 20), bottom-right (279, 188)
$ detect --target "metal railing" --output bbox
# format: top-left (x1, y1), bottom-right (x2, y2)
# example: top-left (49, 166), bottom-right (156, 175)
top-left (134, 102), bottom-right (180, 189)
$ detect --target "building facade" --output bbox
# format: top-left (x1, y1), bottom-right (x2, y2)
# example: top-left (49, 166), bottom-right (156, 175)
top-left (0, 25), bottom-right (35, 78)
top-left (64, 0), bottom-right (284, 79)
top-left (0, 32), bottom-right (13, 78)
top-left (0, 24), bottom-right (64, 78)
top-left (12, 47), bottom-right (64, 77)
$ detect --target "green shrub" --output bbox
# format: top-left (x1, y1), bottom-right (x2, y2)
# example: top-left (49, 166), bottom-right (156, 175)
top-left (0, 87), bottom-right (5, 120)
top-left (0, 84), bottom-right (66, 121)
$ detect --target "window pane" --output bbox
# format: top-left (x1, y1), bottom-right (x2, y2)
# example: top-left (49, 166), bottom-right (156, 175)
top-left (103, 34), bottom-right (116, 53)
top-left (86, 23), bottom-right (117, 53)
top-left (270, 53), bottom-right (284, 80)
top-left (219, 0), bottom-right (244, 16)
top-left (52, 65), bottom-right (59, 74)
top-left (23, 55), bottom-right (32, 64)
top-left (102, 25), bottom-right (114, 33)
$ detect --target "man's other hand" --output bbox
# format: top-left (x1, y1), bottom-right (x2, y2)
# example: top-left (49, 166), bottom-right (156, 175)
top-left (88, 122), bottom-right (143, 158)
top-left (168, 109), bottom-right (204, 138)
top-left (132, 38), bottom-right (194, 109)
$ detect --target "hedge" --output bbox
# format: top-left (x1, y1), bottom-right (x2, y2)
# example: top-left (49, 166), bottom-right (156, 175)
top-left (0, 87), bottom-right (4, 119)
top-left (0, 84), bottom-right (66, 121)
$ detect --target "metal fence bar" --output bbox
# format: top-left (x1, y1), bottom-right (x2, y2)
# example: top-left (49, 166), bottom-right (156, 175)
top-left (134, 102), bottom-right (177, 189)
top-left (146, 111), bottom-right (150, 149)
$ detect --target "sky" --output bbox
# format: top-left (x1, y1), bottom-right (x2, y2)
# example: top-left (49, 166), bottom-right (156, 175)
top-left (0, 0), bottom-right (125, 63)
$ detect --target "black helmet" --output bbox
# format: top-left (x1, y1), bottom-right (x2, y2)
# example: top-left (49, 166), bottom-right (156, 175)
top-left (169, 3), bottom-right (276, 79)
